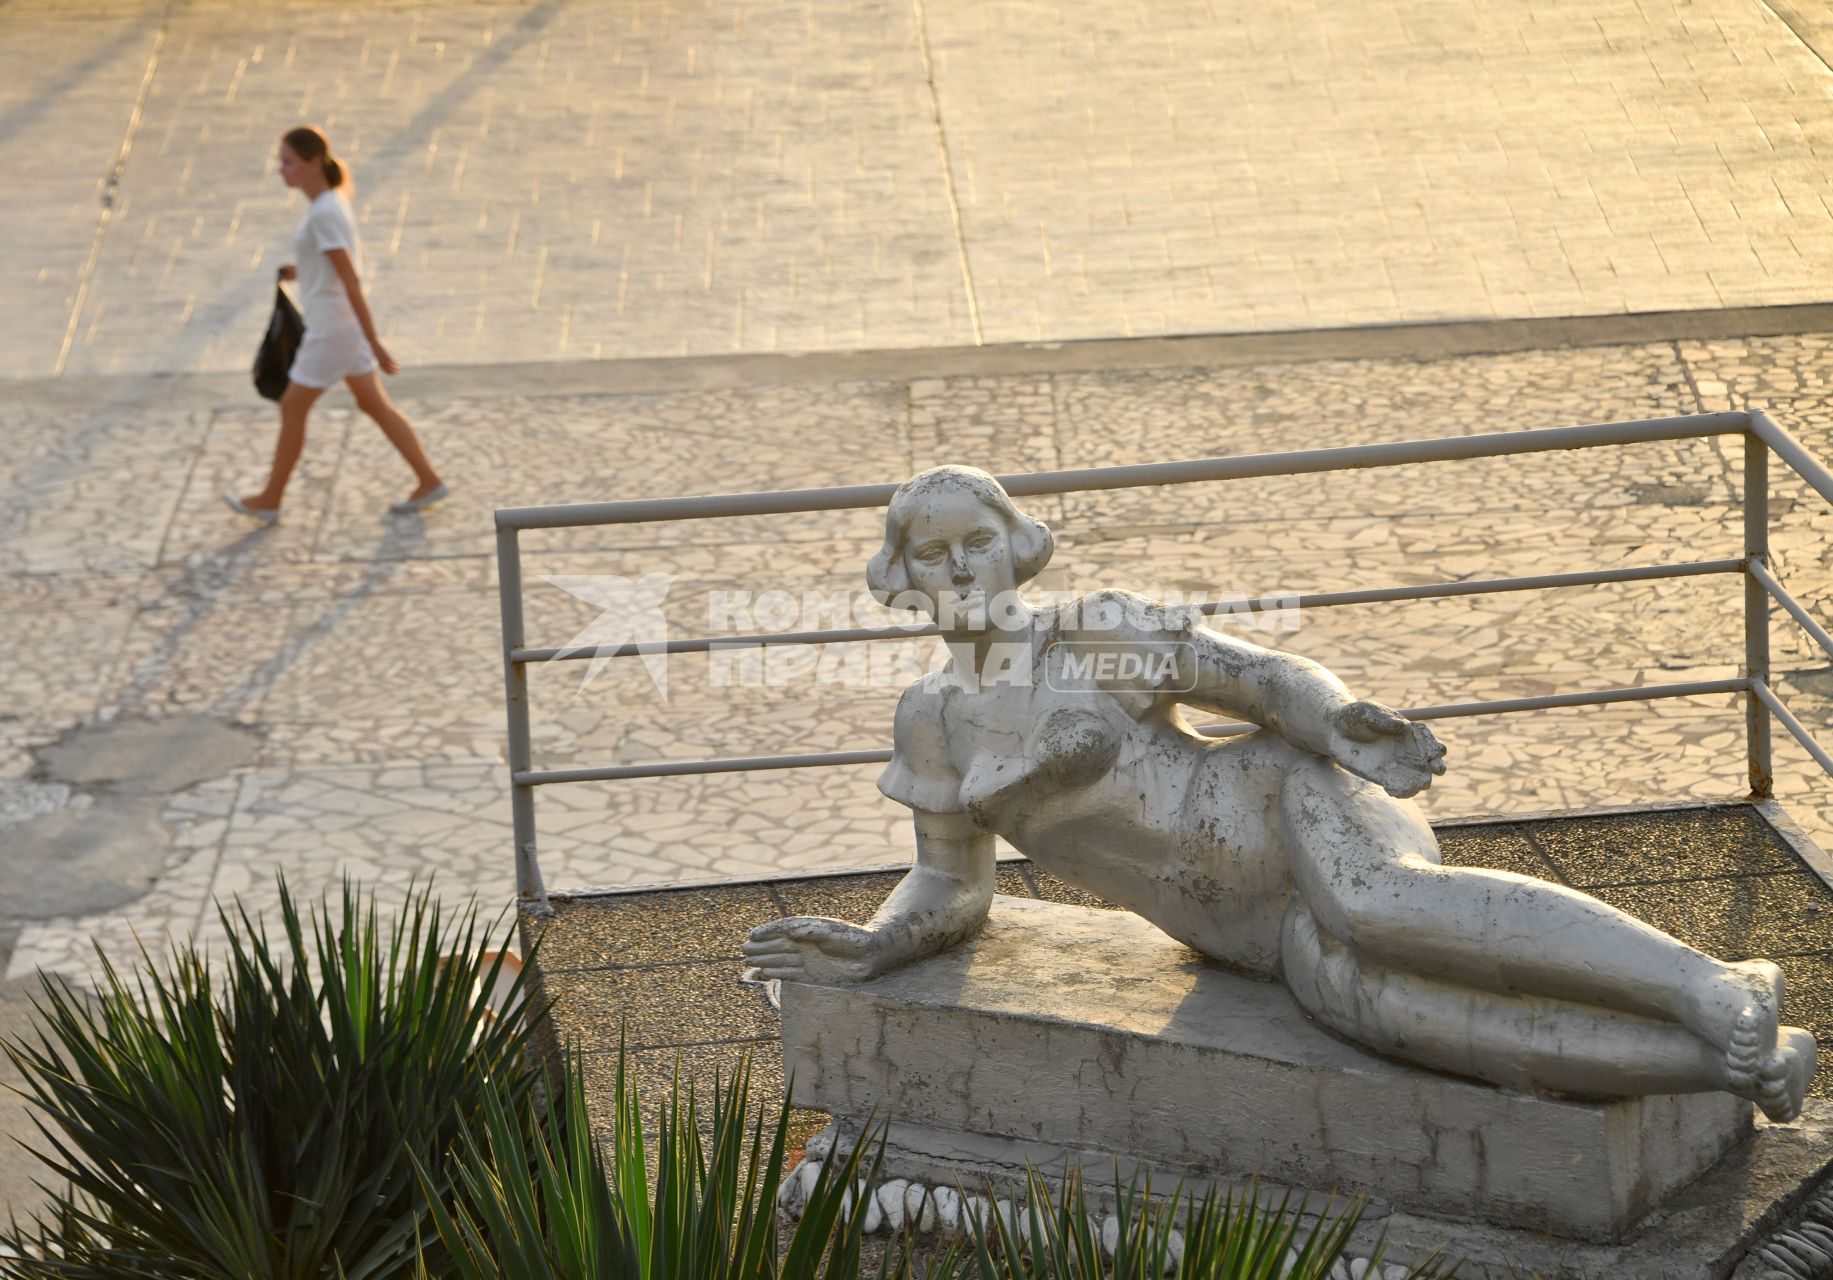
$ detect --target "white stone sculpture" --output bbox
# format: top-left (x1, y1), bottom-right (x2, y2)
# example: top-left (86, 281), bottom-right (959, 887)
top-left (742, 465), bottom-right (1816, 1120)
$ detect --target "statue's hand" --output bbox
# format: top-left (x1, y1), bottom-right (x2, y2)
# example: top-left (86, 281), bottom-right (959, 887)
top-left (1327, 700), bottom-right (1447, 798)
top-left (741, 917), bottom-right (887, 984)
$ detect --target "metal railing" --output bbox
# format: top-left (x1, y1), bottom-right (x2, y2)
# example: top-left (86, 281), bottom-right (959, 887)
top-left (495, 409), bottom-right (1833, 912)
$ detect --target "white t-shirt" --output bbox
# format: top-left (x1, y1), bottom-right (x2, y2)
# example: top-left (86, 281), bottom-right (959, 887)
top-left (292, 190), bottom-right (363, 329)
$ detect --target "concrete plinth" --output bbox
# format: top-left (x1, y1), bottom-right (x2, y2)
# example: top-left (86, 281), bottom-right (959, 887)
top-left (780, 896), bottom-right (1753, 1246)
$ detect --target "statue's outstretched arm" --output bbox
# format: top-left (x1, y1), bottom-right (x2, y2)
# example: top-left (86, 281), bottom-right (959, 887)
top-left (1169, 617), bottom-right (1447, 798)
top-left (1175, 623), bottom-right (1356, 756)
top-left (1070, 591), bottom-right (1355, 748)
top-left (742, 812), bottom-right (995, 983)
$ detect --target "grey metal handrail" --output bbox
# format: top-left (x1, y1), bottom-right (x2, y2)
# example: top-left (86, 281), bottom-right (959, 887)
top-left (513, 560), bottom-right (1744, 665)
top-left (510, 678), bottom-right (1756, 789)
top-left (496, 414), bottom-right (1751, 532)
top-left (495, 408), bottom-right (1833, 912)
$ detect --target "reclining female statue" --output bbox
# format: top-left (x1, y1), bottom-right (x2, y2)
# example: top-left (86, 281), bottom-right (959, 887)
top-left (742, 465), bottom-right (1816, 1121)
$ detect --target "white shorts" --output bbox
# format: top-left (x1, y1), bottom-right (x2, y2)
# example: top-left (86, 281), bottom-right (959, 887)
top-left (288, 323), bottom-right (377, 389)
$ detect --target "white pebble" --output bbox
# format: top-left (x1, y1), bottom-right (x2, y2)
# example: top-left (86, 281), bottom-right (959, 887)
top-left (778, 1159), bottom-right (821, 1217)
top-left (1383, 1266), bottom-right (1410, 1280)
top-left (909, 1173), bottom-right (938, 1224)
top-left (1349, 1259), bottom-right (1370, 1280)
top-left (860, 1187), bottom-right (883, 1235)
top-left (1163, 1228), bottom-right (1185, 1274)
top-left (994, 1198), bottom-right (1016, 1238)
top-left (1101, 1214), bottom-right (1121, 1259)
top-left (934, 1186), bottom-right (961, 1232)
top-left (876, 1181), bottom-right (908, 1231)
top-left (962, 1194), bottom-right (988, 1231)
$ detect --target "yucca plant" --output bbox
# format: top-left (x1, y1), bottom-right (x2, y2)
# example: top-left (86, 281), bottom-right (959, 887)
top-left (0, 878), bottom-right (536, 1280)
top-left (424, 1045), bottom-right (911, 1279)
top-left (959, 1164), bottom-right (1457, 1279)
top-left (426, 1039), bottom-right (1457, 1280)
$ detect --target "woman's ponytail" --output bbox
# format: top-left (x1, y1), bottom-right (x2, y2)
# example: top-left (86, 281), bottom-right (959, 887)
top-left (323, 154), bottom-right (345, 187)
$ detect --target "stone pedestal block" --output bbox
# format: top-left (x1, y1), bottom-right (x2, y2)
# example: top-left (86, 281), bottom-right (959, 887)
top-left (780, 896), bottom-right (1751, 1243)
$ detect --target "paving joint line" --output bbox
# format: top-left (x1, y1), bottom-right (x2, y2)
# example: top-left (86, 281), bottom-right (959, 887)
top-left (908, 0), bottom-right (982, 346)
top-left (181, 771), bottom-right (247, 957)
top-left (570, 1035), bottom-right (776, 1055)
top-left (1672, 340), bottom-right (1743, 495)
top-left (149, 407), bottom-right (210, 572)
top-left (1762, 0), bottom-right (1833, 78)
top-left (53, 8), bottom-right (169, 378)
top-left (1674, 340), bottom-right (1710, 417)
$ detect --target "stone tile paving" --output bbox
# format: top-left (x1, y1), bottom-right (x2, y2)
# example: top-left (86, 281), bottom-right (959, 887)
top-left (0, 404), bottom-right (213, 575)
top-left (523, 805), bottom-right (1833, 1144)
top-left (10, 0), bottom-right (1833, 379)
top-left (927, 0), bottom-right (1833, 337)
top-left (3, 330), bottom-right (1833, 987)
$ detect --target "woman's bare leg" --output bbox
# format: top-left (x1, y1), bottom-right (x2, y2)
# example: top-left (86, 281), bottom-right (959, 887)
top-left (242, 381), bottom-right (324, 510)
top-left (1278, 757), bottom-right (1787, 1092)
top-left (345, 370), bottom-right (441, 497)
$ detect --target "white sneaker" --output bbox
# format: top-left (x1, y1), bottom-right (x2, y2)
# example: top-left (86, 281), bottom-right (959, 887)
top-left (222, 494), bottom-right (280, 525)
top-left (390, 482), bottom-right (450, 514)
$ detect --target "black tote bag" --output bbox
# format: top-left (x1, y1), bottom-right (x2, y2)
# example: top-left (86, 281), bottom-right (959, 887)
top-left (253, 275), bottom-right (304, 401)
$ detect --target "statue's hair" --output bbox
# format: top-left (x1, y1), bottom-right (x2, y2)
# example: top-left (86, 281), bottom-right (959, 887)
top-left (866, 465), bottom-right (1054, 601)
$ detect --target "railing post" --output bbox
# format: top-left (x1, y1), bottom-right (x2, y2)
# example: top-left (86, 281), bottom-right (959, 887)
top-left (497, 525), bottom-right (551, 913)
top-left (1744, 432), bottom-right (1774, 799)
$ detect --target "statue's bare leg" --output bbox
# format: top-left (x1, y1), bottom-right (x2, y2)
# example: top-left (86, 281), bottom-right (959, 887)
top-left (1278, 756), bottom-right (1789, 1101)
top-left (1280, 902), bottom-right (1815, 1117)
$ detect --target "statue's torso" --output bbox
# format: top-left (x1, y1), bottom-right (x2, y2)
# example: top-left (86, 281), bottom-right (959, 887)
top-left (927, 615), bottom-right (1298, 973)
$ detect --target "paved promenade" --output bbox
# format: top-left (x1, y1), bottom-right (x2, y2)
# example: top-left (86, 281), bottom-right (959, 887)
top-left (10, 0), bottom-right (1833, 1229)
top-left (4, 324), bottom-right (1833, 988)
top-left (6, 0), bottom-right (1833, 1138)
top-left (8, 0), bottom-right (1833, 378)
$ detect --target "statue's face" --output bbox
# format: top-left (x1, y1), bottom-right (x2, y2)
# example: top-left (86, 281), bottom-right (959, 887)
top-left (901, 489), bottom-right (1019, 634)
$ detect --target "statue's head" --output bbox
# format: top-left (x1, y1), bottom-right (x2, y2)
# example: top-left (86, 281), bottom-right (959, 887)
top-left (868, 466), bottom-right (1054, 635)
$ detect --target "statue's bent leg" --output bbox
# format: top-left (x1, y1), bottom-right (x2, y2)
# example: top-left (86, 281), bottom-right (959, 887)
top-left (1281, 901), bottom-right (1727, 1097)
top-left (1278, 757), bottom-right (1792, 1100)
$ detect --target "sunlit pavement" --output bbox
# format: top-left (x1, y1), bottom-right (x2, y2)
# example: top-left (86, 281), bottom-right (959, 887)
top-left (4, 0), bottom-right (1833, 1081)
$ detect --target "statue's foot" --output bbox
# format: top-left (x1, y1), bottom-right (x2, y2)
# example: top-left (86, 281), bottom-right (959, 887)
top-left (1707, 960), bottom-right (1784, 1093)
top-left (1753, 1027), bottom-right (1818, 1123)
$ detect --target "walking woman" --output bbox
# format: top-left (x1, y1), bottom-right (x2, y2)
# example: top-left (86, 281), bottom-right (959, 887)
top-left (226, 125), bottom-right (447, 523)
